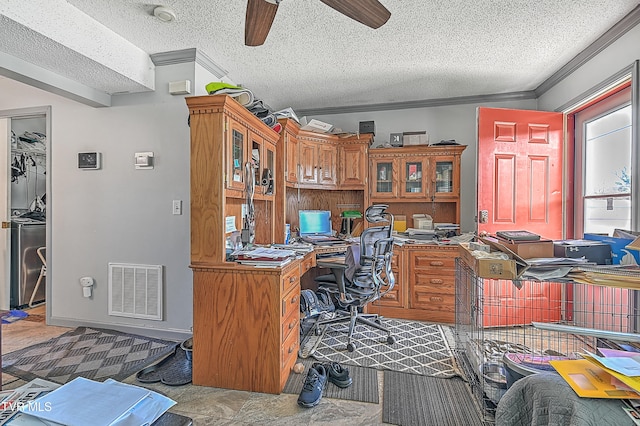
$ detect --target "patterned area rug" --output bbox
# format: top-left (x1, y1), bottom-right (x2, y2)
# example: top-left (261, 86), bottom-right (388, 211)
top-left (311, 319), bottom-right (459, 378)
top-left (2, 327), bottom-right (178, 384)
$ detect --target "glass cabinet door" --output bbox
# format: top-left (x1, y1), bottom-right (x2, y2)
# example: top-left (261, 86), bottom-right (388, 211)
top-left (400, 159), bottom-right (426, 197)
top-left (371, 159), bottom-right (397, 198)
top-left (264, 141), bottom-right (275, 196)
top-left (227, 119), bottom-right (246, 191)
top-left (434, 157), bottom-right (457, 197)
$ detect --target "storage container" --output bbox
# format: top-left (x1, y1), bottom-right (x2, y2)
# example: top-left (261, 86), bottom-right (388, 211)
top-left (502, 353), bottom-right (567, 389)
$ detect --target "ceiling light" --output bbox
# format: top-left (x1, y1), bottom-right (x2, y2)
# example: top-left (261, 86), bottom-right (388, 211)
top-left (153, 6), bottom-right (176, 22)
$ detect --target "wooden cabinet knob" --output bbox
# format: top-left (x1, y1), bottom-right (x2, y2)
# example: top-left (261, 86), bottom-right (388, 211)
top-left (288, 344), bottom-right (295, 354)
top-left (430, 261), bottom-right (444, 267)
top-left (289, 320), bottom-right (296, 330)
top-left (289, 275), bottom-right (297, 283)
top-left (291, 295), bottom-right (299, 304)
top-left (430, 296), bottom-right (443, 302)
top-left (430, 279), bottom-right (444, 284)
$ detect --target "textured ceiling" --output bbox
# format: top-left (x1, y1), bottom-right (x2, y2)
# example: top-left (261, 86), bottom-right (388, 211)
top-left (1, 0), bottom-right (639, 112)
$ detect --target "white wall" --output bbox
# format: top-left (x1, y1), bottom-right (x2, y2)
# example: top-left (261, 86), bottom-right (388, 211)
top-left (538, 23), bottom-right (640, 111)
top-left (0, 63), bottom-right (208, 339)
top-left (311, 99), bottom-right (538, 233)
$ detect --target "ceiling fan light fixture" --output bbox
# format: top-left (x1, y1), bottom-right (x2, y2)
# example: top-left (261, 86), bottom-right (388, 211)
top-left (153, 6), bottom-right (176, 23)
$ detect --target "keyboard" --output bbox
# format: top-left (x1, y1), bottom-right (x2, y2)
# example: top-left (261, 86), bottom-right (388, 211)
top-left (301, 235), bottom-right (343, 245)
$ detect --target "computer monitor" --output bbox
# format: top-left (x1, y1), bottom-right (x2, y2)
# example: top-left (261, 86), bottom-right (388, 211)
top-left (299, 210), bottom-right (333, 237)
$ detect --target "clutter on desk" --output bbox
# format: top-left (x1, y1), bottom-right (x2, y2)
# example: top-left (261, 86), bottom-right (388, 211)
top-left (231, 246), bottom-right (298, 267)
top-left (271, 243), bottom-right (315, 256)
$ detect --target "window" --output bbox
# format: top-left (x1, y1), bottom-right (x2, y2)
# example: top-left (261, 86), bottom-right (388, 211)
top-left (574, 86), bottom-right (632, 235)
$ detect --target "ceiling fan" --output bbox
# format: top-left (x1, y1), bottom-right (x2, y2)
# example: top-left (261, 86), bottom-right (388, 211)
top-left (245, 0), bottom-right (391, 46)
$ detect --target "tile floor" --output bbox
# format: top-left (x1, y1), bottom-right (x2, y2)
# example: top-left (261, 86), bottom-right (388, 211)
top-left (1, 306), bottom-right (390, 425)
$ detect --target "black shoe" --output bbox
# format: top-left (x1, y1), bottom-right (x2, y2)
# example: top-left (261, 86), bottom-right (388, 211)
top-left (314, 362), bottom-right (352, 388)
top-left (297, 364), bottom-right (328, 408)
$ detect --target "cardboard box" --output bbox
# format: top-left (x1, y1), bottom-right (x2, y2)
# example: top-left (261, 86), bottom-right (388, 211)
top-left (498, 239), bottom-right (554, 259)
top-left (299, 117), bottom-right (333, 133)
top-left (584, 233), bottom-right (640, 265)
top-left (553, 240), bottom-right (612, 265)
top-left (459, 238), bottom-right (528, 279)
top-left (403, 131), bottom-right (429, 146)
top-left (412, 214), bottom-right (433, 230)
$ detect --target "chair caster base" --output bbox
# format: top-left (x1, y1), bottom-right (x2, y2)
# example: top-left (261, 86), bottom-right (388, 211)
top-left (387, 335), bottom-right (396, 345)
top-left (347, 342), bottom-right (356, 352)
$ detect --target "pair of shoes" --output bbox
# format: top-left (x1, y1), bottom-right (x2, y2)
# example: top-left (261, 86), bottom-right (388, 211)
top-left (313, 361), bottom-right (352, 388)
top-left (297, 364), bottom-right (328, 408)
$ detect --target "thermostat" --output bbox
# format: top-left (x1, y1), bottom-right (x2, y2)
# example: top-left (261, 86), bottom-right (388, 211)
top-left (78, 152), bottom-right (101, 170)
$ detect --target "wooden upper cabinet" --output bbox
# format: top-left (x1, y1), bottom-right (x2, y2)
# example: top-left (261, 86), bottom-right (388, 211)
top-left (285, 133), bottom-right (299, 184)
top-left (186, 94), bottom-right (280, 265)
top-left (250, 131), bottom-right (276, 198)
top-left (299, 140), bottom-right (317, 184)
top-left (298, 138), bottom-right (337, 188)
top-left (317, 143), bottom-right (337, 186)
top-left (226, 117), bottom-right (248, 191)
top-left (399, 157), bottom-right (428, 198)
top-left (369, 145), bottom-right (466, 202)
top-left (430, 154), bottom-right (461, 199)
top-left (370, 157), bottom-right (398, 199)
top-left (338, 143), bottom-right (368, 189)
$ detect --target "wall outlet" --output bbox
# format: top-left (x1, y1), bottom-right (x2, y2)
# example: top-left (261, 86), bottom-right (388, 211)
top-left (172, 200), bottom-right (182, 215)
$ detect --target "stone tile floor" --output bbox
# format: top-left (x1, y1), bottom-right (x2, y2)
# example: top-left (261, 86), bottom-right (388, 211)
top-left (1, 307), bottom-right (389, 425)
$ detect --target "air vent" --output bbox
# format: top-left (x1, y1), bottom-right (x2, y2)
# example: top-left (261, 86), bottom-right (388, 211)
top-left (108, 263), bottom-right (163, 321)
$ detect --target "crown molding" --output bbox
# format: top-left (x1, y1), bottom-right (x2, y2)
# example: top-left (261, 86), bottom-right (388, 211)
top-left (150, 48), bottom-right (228, 78)
top-left (296, 91), bottom-right (536, 116)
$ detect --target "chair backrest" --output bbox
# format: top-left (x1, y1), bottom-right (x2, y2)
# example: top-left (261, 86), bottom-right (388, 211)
top-left (351, 205), bottom-right (394, 287)
top-left (358, 204), bottom-right (393, 267)
top-left (370, 237), bottom-right (395, 300)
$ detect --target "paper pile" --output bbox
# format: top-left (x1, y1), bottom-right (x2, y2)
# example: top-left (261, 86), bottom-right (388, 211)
top-left (2, 377), bottom-right (175, 425)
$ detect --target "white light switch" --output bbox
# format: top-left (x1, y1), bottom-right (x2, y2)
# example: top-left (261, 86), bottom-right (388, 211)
top-left (172, 200), bottom-right (182, 215)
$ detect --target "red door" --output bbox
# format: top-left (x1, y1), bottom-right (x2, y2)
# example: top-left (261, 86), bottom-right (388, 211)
top-left (477, 107), bottom-right (565, 327)
top-left (477, 107), bottom-right (564, 239)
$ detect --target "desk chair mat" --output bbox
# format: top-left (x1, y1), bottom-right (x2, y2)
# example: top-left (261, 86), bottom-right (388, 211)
top-left (283, 358), bottom-right (379, 404)
top-left (136, 346), bottom-right (192, 386)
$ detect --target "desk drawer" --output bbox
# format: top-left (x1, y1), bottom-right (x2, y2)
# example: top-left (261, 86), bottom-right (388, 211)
top-left (300, 255), bottom-right (316, 275)
top-left (281, 318), bottom-right (299, 370)
top-left (281, 267), bottom-right (300, 295)
top-left (281, 286), bottom-right (300, 320)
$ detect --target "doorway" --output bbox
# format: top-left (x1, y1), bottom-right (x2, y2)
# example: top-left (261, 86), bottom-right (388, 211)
top-left (0, 106), bottom-right (50, 311)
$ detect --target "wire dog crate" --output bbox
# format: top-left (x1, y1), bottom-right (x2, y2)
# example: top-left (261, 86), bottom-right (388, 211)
top-left (454, 258), bottom-right (640, 424)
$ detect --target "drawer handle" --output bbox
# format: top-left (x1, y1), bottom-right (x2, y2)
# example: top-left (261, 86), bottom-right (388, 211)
top-left (288, 344), bottom-right (296, 354)
top-left (430, 296), bottom-right (443, 302)
top-left (291, 295), bottom-right (299, 304)
top-left (289, 275), bottom-right (298, 283)
top-left (289, 320), bottom-right (296, 330)
top-left (430, 279), bottom-right (444, 284)
top-left (430, 261), bottom-right (444, 266)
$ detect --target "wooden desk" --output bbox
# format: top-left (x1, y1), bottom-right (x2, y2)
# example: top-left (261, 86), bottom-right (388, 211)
top-left (192, 251), bottom-right (316, 394)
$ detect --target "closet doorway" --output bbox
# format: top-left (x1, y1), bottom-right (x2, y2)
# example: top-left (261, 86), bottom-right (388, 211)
top-left (0, 106), bottom-right (50, 311)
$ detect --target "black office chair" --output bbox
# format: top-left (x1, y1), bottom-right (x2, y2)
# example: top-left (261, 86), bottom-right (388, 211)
top-left (314, 204), bottom-right (396, 352)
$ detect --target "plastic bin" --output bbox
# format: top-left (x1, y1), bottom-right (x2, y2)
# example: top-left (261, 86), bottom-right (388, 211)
top-left (502, 353), bottom-right (568, 389)
top-left (479, 362), bottom-right (507, 404)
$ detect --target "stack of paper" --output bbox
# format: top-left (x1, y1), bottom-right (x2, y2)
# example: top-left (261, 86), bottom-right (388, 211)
top-left (10, 377), bottom-right (175, 426)
top-left (550, 348), bottom-right (640, 399)
top-left (233, 247), bottom-right (297, 267)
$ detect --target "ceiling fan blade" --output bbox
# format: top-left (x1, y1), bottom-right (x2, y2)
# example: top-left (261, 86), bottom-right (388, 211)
top-left (245, 0), bottom-right (279, 46)
top-left (320, 0), bottom-right (390, 29)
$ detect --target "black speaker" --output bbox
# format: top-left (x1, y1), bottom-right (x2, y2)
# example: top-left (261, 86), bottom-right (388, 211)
top-left (359, 121), bottom-right (375, 135)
